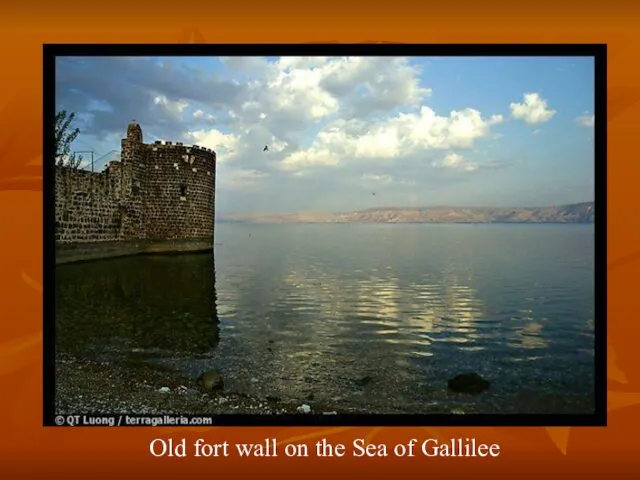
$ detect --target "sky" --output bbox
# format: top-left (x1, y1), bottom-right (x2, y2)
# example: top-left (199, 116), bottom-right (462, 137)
top-left (55, 56), bottom-right (595, 214)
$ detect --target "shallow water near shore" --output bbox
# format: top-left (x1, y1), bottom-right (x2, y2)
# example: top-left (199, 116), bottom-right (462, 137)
top-left (55, 222), bottom-right (595, 415)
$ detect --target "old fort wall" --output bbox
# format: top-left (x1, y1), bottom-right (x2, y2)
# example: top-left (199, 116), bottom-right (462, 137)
top-left (54, 122), bottom-right (216, 264)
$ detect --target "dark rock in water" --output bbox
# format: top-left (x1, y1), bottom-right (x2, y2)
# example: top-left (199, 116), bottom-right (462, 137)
top-left (197, 370), bottom-right (224, 392)
top-left (447, 373), bottom-right (490, 394)
top-left (355, 376), bottom-right (374, 387)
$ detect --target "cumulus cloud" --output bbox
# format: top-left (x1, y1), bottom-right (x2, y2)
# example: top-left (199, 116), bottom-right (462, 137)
top-left (193, 109), bottom-right (215, 121)
top-left (224, 169), bottom-right (269, 189)
top-left (432, 153), bottom-right (479, 172)
top-left (576, 113), bottom-right (595, 128)
top-left (55, 56), bottom-right (548, 212)
top-left (431, 153), bottom-right (509, 174)
top-left (184, 128), bottom-right (240, 162)
top-left (361, 173), bottom-right (394, 185)
top-left (277, 108), bottom-right (503, 173)
top-left (509, 93), bottom-right (556, 125)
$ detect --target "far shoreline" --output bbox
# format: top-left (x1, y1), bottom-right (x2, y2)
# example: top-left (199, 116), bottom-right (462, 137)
top-left (216, 201), bottom-right (595, 225)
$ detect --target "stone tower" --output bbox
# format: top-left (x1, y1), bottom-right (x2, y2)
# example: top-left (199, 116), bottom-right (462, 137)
top-left (55, 121), bottom-right (216, 262)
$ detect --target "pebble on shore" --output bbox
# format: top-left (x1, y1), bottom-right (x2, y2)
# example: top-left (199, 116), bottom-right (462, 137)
top-left (54, 353), bottom-right (362, 416)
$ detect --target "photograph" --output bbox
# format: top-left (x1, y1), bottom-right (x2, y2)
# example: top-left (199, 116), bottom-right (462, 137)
top-left (49, 49), bottom-right (599, 423)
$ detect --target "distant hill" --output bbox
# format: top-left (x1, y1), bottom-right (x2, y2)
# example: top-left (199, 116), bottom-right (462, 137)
top-left (216, 201), bottom-right (595, 225)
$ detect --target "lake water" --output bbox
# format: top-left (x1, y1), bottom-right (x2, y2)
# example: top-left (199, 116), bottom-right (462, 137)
top-left (55, 223), bottom-right (595, 415)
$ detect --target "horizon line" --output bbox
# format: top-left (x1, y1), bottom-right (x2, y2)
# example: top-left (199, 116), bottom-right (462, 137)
top-left (216, 200), bottom-right (595, 216)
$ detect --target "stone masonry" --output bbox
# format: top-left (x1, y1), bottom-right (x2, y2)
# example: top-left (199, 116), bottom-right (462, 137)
top-left (55, 121), bottom-right (216, 247)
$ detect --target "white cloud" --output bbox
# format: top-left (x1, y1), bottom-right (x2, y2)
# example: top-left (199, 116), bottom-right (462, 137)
top-left (185, 128), bottom-right (239, 162)
top-left (153, 95), bottom-right (189, 119)
top-left (224, 169), bottom-right (269, 189)
top-left (576, 113), bottom-right (595, 128)
top-left (221, 56), bottom-right (433, 133)
top-left (509, 93), bottom-right (556, 125)
top-left (175, 57), bottom-right (479, 178)
top-left (361, 173), bottom-right (394, 185)
top-left (57, 56), bottom-right (538, 209)
top-left (277, 107), bottom-right (503, 173)
top-left (432, 153), bottom-right (478, 172)
top-left (430, 153), bottom-right (508, 174)
top-left (193, 109), bottom-right (215, 121)
top-left (280, 148), bottom-right (340, 171)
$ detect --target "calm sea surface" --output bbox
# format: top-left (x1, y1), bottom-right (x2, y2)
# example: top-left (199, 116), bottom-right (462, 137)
top-left (56, 223), bottom-right (595, 414)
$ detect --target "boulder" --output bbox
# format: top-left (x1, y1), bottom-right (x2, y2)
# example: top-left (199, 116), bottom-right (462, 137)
top-left (447, 372), bottom-right (490, 394)
top-left (197, 369), bottom-right (224, 392)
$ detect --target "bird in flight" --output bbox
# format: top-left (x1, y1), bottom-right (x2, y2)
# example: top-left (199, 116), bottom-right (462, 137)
top-left (263, 145), bottom-right (269, 152)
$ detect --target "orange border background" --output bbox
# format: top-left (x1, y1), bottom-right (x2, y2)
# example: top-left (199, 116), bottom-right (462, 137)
top-left (1, 0), bottom-right (638, 476)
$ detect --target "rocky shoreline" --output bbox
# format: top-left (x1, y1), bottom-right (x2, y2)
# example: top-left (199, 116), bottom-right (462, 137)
top-left (54, 353), bottom-right (364, 416)
top-left (54, 353), bottom-right (593, 416)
